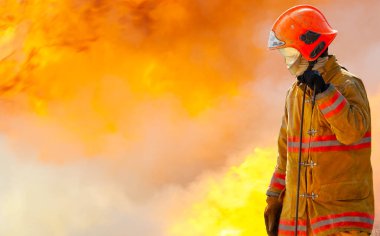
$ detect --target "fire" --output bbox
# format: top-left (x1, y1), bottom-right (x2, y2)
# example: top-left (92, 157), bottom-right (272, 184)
top-left (0, 0), bottom-right (273, 161)
top-left (168, 148), bottom-right (276, 236)
top-left (0, 0), bottom-right (356, 235)
top-left (0, 0), bottom-right (255, 112)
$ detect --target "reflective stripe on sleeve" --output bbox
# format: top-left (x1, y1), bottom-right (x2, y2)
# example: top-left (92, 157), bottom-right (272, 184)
top-left (266, 190), bottom-right (280, 197)
top-left (269, 172), bottom-right (286, 190)
top-left (318, 88), bottom-right (348, 118)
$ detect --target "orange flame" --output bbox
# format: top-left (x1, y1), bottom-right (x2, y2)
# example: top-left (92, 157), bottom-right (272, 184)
top-left (0, 0), bottom-right (279, 160)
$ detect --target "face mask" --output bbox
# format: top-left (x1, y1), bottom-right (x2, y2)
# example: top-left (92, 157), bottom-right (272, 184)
top-left (288, 55), bottom-right (310, 76)
top-left (279, 47), bottom-right (300, 69)
top-left (279, 47), bottom-right (309, 76)
top-left (279, 47), bottom-right (329, 77)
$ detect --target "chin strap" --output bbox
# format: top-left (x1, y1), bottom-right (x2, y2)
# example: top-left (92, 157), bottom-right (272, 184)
top-left (307, 59), bottom-right (319, 107)
top-left (306, 60), bottom-right (317, 72)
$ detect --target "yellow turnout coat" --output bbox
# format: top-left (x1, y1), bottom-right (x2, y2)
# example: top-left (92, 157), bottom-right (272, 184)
top-left (266, 56), bottom-right (374, 236)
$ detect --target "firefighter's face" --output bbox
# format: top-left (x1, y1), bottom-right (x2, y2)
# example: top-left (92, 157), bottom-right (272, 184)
top-left (279, 47), bottom-right (300, 69)
top-left (279, 47), bottom-right (308, 76)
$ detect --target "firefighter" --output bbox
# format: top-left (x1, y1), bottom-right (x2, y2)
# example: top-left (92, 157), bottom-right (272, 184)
top-left (264, 5), bottom-right (374, 236)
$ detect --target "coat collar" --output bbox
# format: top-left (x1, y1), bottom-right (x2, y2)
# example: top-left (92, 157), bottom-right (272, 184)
top-left (295, 55), bottom-right (341, 97)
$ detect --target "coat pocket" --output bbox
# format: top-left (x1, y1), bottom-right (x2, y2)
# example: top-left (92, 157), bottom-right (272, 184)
top-left (317, 181), bottom-right (370, 202)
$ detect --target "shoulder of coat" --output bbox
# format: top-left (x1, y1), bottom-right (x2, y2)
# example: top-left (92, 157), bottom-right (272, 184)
top-left (286, 81), bottom-right (299, 97)
top-left (334, 67), bottom-right (366, 93)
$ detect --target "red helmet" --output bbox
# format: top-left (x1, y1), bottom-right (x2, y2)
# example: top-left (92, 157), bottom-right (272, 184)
top-left (268, 5), bottom-right (337, 61)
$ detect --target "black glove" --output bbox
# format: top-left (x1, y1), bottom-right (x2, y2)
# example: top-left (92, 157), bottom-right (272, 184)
top-left (297, 70), bottom-right (329, 94)
top-left (264, 196), bottom-right (282, 236)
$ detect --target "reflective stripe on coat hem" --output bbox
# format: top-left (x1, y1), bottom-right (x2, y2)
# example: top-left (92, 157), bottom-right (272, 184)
top-left (311, 212), bottom-right (374, 235)
top-left (287, 132), bottom-right (371, 153)
top-left (279, 219), bottom-right (307, 236)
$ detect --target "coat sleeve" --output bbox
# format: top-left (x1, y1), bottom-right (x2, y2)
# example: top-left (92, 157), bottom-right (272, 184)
top-left (315, 77), bottom-right (370, 145)
top-left (266, 92), bottom-right (289, 198)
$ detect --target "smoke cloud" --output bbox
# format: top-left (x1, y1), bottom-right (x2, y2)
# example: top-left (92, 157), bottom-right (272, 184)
top-left (0, 0), bottom-right (379, 235)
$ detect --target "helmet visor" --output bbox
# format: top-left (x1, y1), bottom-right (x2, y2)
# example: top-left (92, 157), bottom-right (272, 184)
top-left (268, 31), bottom-right (285, 49)
top-left (279, 47), bottom-right (301, 68)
